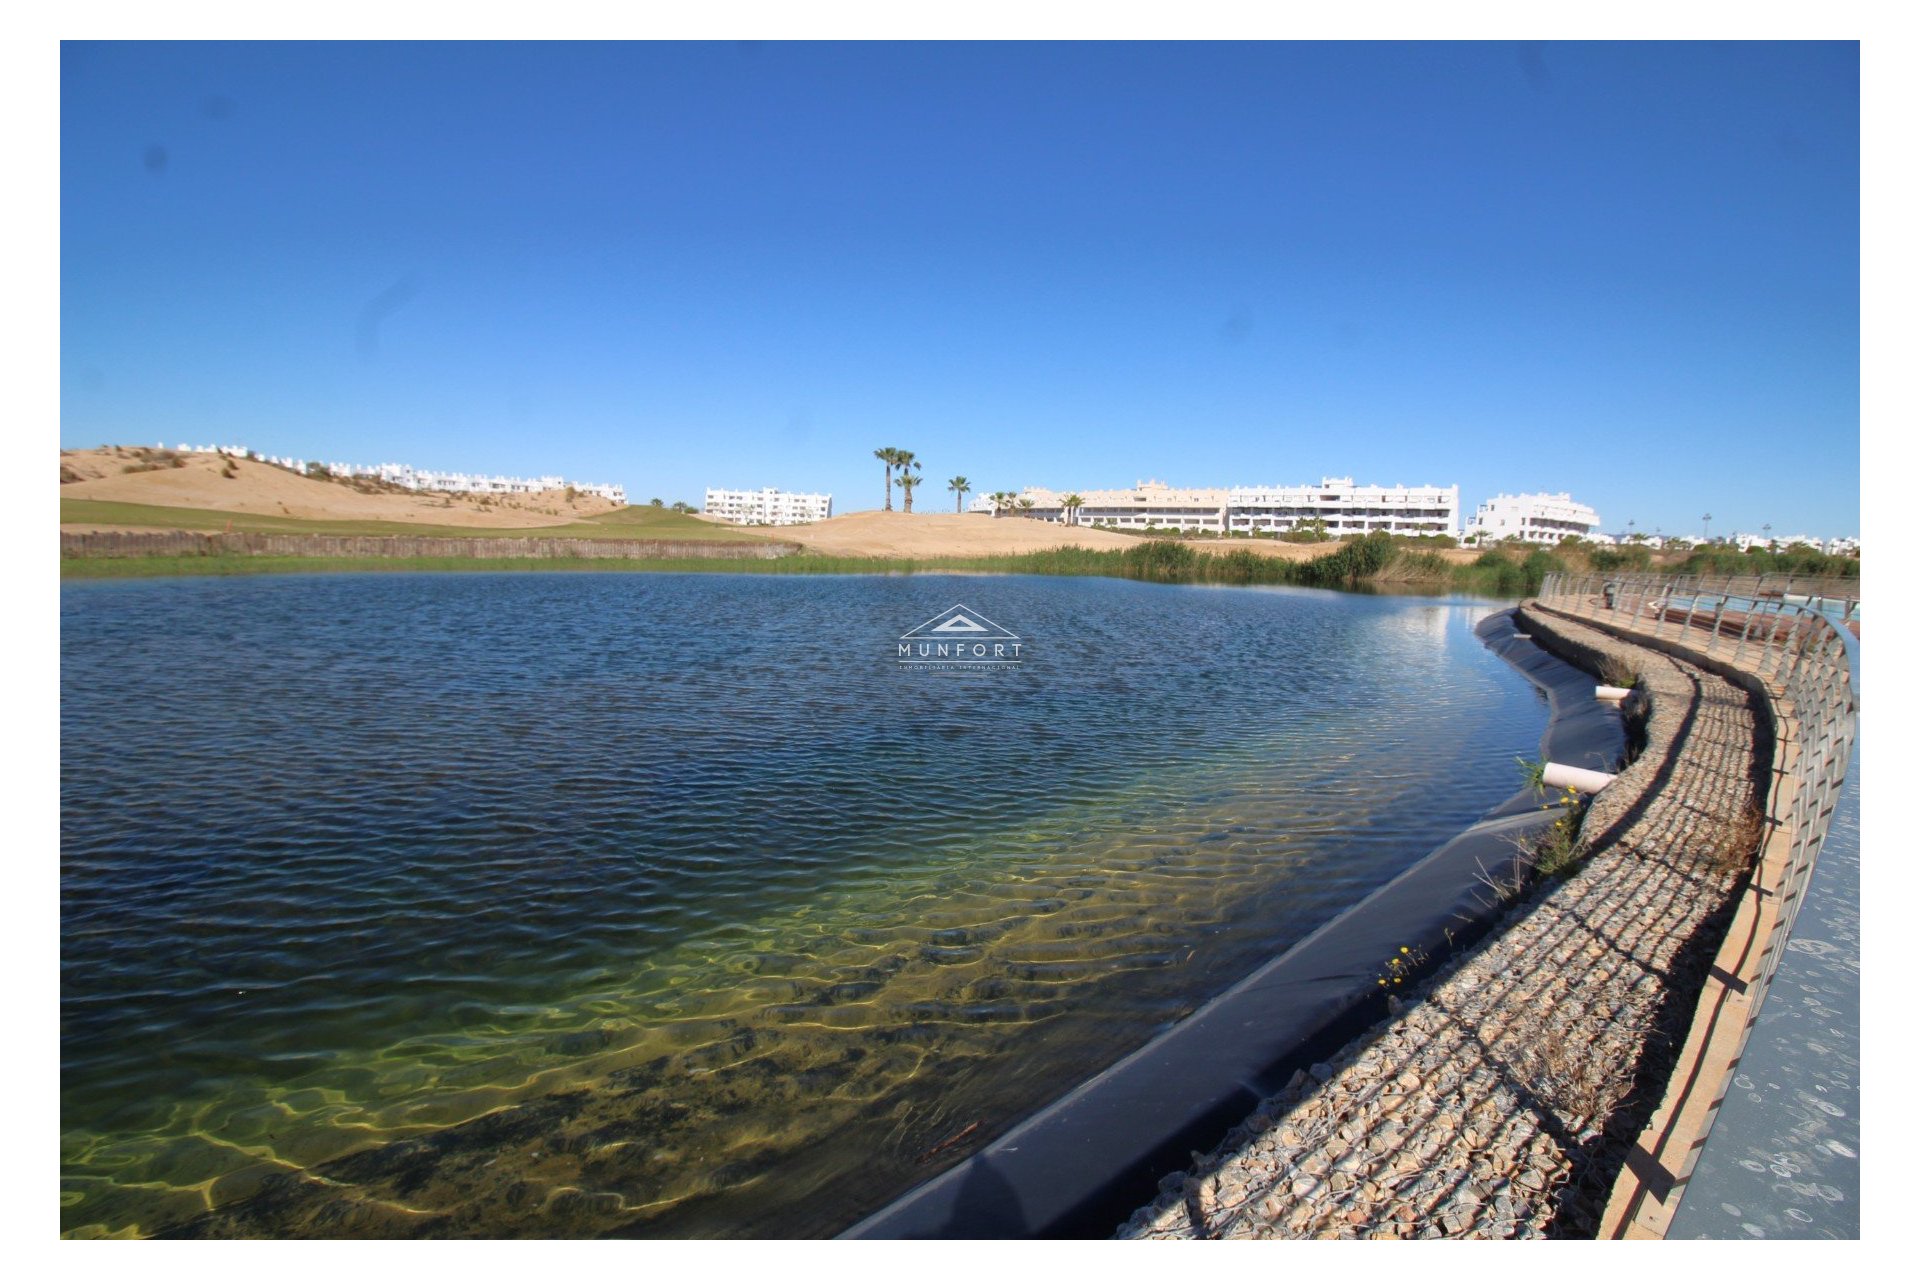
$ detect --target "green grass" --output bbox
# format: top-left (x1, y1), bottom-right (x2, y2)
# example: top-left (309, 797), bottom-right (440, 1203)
top-left (60, 498), bottom-right (771, 542)
top-left (62, 555), bottom-right (791, 579)
top-left (61, 534), bottom-right (1593, 607)
top-left (61, 535), bottom-right (1524, 598)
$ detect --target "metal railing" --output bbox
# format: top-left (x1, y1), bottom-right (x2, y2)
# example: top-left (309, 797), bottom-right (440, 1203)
top-left (1601, 572), bottom-right (1861, 628)
top-left (1534, 570), bottom-right (1858, 984)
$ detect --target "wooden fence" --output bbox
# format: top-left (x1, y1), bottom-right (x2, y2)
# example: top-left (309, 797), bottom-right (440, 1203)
top-left (61, 531), bottom-right (798, 561)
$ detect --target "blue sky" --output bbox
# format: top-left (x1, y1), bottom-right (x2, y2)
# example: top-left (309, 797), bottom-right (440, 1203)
top-left (60, 40), bottom-right (1860, 536)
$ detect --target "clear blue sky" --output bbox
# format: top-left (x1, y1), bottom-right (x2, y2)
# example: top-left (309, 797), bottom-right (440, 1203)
top-left (61, 40), bottom-right (1860, 536)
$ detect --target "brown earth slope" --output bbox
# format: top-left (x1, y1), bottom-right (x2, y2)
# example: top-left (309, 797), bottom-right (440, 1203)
top-left (60, 447), bottom-right (620, 528)
top-left (748, 511), bottom-right (1483, 562)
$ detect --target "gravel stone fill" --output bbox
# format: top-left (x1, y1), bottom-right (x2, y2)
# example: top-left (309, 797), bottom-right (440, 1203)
top-left (1118, 606), bottom-right (1764, 1240)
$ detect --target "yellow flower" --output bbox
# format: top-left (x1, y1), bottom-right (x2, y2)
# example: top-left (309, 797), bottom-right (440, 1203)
top-left (1400, 947), bottom-right (1410, 954)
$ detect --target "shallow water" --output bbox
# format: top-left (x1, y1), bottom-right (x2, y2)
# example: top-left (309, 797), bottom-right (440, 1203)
top-left (61, 572), bottom-right (1540, 1237)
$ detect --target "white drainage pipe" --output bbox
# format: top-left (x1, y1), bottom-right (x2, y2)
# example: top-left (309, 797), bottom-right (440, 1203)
top-left (1595, 685), bottom-right (1634, 701)
top-left (1543, 761), bottom-right (1617, 794)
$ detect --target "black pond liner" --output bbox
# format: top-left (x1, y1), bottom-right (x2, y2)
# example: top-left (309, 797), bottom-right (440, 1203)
top-left (843, 607), bottom-right (1626, 1239)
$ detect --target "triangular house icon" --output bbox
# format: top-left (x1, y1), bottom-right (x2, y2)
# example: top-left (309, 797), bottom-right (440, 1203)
top-left (900, 604), bottom-right (1021, 642)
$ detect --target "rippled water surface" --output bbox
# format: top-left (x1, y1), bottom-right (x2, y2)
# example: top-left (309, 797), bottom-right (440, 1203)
top-left (62, 572), bottom-right (1540, 1237)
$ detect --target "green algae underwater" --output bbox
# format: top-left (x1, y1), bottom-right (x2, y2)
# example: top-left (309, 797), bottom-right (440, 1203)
top-left (61, 572), bottom-right (1545, 1237)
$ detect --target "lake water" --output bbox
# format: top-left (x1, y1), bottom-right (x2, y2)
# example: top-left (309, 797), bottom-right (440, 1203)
top-left (61, 572), bottom-right (1540, 1238)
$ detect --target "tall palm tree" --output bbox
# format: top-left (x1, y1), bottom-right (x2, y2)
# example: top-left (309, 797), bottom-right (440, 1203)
top-left (948, 475), bottom-right (970, 514)
top-left (874, 447), bottom-right (899, 511)
top-left (1061, 493), bottom-right (1083, 525)
top-left (892, 451), bottom-right (920, 512)
top-left (897, 471), bottom-right (923, 513)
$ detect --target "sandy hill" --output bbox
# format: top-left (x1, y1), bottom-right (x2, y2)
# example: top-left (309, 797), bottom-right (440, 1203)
top-left (772, 510), bottom-right (1482, 562)
top-left (774, 511), bottom-right (1139, 556)
top-left (60, 447), bottom-right (621, 528)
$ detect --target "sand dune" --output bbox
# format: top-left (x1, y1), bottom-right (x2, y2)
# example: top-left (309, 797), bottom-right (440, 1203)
top-left (767, 510), bottom-right (1482, 562)
top-left (772, 511), bottom-right (1137, 556)
top-left (60, 447), bottom-right (620, 527)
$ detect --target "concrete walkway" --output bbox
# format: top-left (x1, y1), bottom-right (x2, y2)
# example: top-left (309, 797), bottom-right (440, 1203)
top-left (1669, 664), bottom-right (1859, 1239)
top-left (1118, 606), bottom-right (1764, 1240)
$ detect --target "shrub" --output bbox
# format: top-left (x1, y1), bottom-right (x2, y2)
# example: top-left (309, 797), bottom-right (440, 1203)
top-left (1597, 655), bottom-right (1639, 688)
top-left (1207, 548), bottom-right (1264, 585)
top-left (1520, 548), bottom-right (1568, 592)
top-left (1388, 549), bottom-right (1454, 583)
top-left (1680, 546), bottom-right (1858, 579)
top-left (1121, 540), bottom-right (1200, 582)
top-left (1588, 546), bottom-right (1652, 572)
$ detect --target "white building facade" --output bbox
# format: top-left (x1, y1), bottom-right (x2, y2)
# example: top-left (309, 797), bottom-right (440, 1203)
top-left (173, 443), bottom-right (627, 503)
top-left (703, 486), bottom-right (833, 525)
top-left (969, 477), bottom-right (1459, 538)
top-left (1226, 477), bottom-right (1458, 539)
top-left (328, 462), bottom-right (628, 504)
top-left (1464, 492), bottom-right (1602, 545)
top-left (1729, 531), bottom-right (1841, 554)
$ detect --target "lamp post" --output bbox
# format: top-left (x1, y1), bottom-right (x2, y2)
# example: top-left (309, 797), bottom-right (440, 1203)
top-left (1702, 512), bottom-right (1712, 542)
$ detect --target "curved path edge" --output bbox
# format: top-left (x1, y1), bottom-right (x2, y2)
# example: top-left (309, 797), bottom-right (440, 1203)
top-left (1116, 602), bottom-right (1766, 1240)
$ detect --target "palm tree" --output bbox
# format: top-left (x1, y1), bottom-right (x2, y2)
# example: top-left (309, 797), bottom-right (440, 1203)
top-left (874, 447), bottom-right (899, 511)
top-left (1017, 497), bottom-right (1035, 517)
top-left (892, 451), bottom-right (921, 512)
top-left (988, 490), bottom-right (1012, 518)
top-left (897, 471), bottom-right (923, 513)
top-left (948, 475), bottom-right (970, 513)
top-left (1061, 493), bottom-right (1083, 525)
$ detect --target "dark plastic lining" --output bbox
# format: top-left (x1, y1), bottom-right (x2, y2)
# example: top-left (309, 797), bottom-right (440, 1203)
top-left (842, 608), bottom-right (1624, 1239)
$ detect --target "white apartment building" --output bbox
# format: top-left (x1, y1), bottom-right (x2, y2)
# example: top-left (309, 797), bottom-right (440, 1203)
top-left (1041, 481), bottom-right (1228, 533)
top-left (703, 486), bottom-right (833, 525)
top-left (1226, 477), bottom-right (1459, 539)
top-left (1465, 492), bottom-right (1602, 545)
top-left (174, 443), bottom-right (627, 503)
top-left (1730, 531), bottom-right (1840, 554)
top-left (328, 462), bottom-right (628, 504)
top-left (970, 476), bottom-right (1459, 539)
top-left (969, 481), bottom-right (1226, 531)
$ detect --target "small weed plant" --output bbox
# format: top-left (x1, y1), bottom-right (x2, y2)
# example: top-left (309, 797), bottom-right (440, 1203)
top-left (1376, 943), bottom-right (1431, 992)
top-left (1703, 800), bottom-right (1766, 882)
top-left (1597, 655), bottom-right (1639, 689)
top-left (1532, 787), bottom-right (1587, 877)
top-left (1513, 764), bottom-right (1598, 879)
